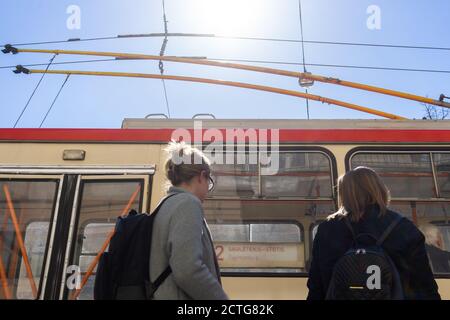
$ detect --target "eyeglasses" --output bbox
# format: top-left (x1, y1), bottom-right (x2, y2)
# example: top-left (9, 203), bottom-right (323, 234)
top-left (208, 175), bottom-right (215, 192)
top-left (202, 171), bottom-right (215, 192)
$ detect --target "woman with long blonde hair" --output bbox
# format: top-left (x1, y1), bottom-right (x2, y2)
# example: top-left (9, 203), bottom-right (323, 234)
top-left (307, 166), bottom-right (440, 300)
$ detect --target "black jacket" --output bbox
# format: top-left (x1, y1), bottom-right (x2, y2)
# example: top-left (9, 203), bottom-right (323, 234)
top-left (307, 206), bottom-right (441, 300)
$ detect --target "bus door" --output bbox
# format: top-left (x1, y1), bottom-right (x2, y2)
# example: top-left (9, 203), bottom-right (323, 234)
top-left (0, 174), bottom-right (64, 300)
top-left (60, 174), bottom-right (150, 300)
top-left (0, 168), bottom-right (152, 300)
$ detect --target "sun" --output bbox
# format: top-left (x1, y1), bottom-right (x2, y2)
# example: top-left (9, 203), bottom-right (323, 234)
top-left (192, 0), bottom-right (267, 37)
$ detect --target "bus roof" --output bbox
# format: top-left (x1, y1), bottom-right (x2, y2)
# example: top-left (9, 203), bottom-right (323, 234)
top-left (0, 119), bottom-right (448, 144)
top-left (122, 118), bottom-right (450, 130)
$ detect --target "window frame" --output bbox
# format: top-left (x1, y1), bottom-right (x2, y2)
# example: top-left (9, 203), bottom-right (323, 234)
top-left (210, 219), bottom-right (306, 276)
top-left (207, 149), bottom-right (260, 200)
top-left (433, 153), bottom-right (450, 199)
top-left (422, 220), bottom-right (450, 278)
top-left (204, 145), bottom-right (337, 278)
top-left (346, 147), bottom-right (450, 279)
top-left (0, 165), bottom-right (155, 300)
top-left (0, 175), bottom-right (63, 300)
top-left (204, 198), bottom-right (336, 277)
top-left (346, 147), bottom-right (450, 201)
top-left (61, 176), bottom-right (147, 300)
top-left (206, 145), bottom-right (337, 201)
top-left (78, 220), bottom-right (117, 255)
top-left (208, 219), bottom-right (305, 243)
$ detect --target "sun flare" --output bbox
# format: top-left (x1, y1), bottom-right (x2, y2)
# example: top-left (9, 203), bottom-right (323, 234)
top-left (192, 0), bottom-right (267, 37)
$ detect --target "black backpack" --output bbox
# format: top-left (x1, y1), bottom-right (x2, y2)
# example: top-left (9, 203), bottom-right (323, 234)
top-left (326, 215), bottom-right (405, 300)
top-left (94, 194), bottom-right (176, 300)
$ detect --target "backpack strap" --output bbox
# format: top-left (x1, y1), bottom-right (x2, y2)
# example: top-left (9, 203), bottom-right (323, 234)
top-left (126, 193), bottom-right (177, 217)
top-left (146, 266), bottom-right (172, 299)
top-left (145, 192), bottom-right (178, 299)
top-left (376, 215), bottom-right (404, 246)
top-left (151, 192), bottom-right (178, 216)
top-left (344, 213), bottom-right (404, 247)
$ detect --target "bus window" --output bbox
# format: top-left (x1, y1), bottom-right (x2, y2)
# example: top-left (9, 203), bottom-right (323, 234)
top-left (16, 222), bottom-right (49, 299)
top-left (381, 201), bottom-right (450, 275)
top-left (206, 148), bottom-right (336, 274)
top-left (66, 180), bottom-right (143, 300)
top-left (209, 152), bottom-right (258, 198)
top-left (205, 199), bottom-right (335, 273)
top-left (351, 153), bottom-right (436, 198)
top-left (76, 222), bottom-right (115, 299)
top-left (209, 224), bottom-right (249, 242)
top-left (0, 179), bottom-right (59, 300)
top-left (389, 201), bottom-right (449, 221)
top-left (432, 224), bottom-right (450, 274)
top-left (434, 153), bottom-right (450, 198)
top-left (418, 223), bottom-right (450, 274)
top-left (81, 223), bottom-right (115, 255)
top-left (251, 223), bottom-right (301, 242)
top-left (209, 220), bottom-right (303, 273)
top-left (262, 152), bottom-right (333, 198)
top-left (209, 222), bottom-right (302, 242)
top-left (436, 225), bottom-right (450, 252)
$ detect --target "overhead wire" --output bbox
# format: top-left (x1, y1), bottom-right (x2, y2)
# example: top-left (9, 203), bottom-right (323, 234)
top-left (39, 74), bottom-right (70, 128)
top-left (6, 47), bottom-right (450, 109)
top-left (3, 6), bottom-right (448, 124)
top-left (13, 66), bottom-right (407, 120)
top-left (159, 0), bottom-right (171, 118)
top-left (298, 0), bottom-right (310, 119)
top-left (1, 58), bottom-right (450, 74)
top-left (12, 54), bottom-right (57, 128)
top-left (7, 33), bottom-right (450, 52)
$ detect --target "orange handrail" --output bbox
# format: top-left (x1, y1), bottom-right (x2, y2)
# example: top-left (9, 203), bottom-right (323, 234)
top-left (3, 185), bottom-right (38, 298)
top-left (0, 208), bottom-right (8, 249)
top-left (12, 48), bottom-right (450, 109)
top-left (71, 185), bottom-right (141, 300)
top-left (8, 210), bottom-right (24, 280)
top-left (0, 208), bottom-right (13, 299)
top-left (0, 254), bottom-right (12, 299)
top-left (22, 68), bottom-right (406, 120)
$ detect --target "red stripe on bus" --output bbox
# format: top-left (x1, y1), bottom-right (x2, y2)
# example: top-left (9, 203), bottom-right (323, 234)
top-left (0, 128), bottom-right (449, 143)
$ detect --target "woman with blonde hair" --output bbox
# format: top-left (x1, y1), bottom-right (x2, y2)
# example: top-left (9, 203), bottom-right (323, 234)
top-left (149, 141), bottom-right (228, 300)
top-left (307, 166), bottom-right (440, 300)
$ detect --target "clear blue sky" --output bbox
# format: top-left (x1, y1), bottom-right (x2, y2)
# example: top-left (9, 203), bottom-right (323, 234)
top-left (1, 0), bottom-right (449, 128)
